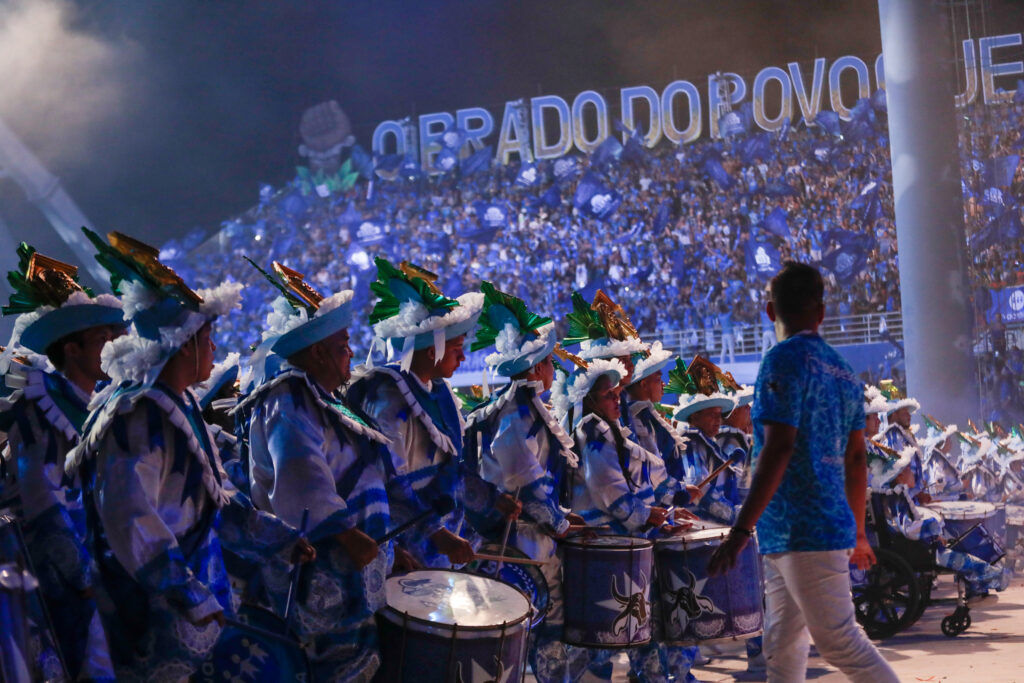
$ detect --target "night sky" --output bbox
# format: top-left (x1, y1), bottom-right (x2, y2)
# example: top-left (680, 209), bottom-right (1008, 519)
top-left (0, 0), bottom-right (1021, 280)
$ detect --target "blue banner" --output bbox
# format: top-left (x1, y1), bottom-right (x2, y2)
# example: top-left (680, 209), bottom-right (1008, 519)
top-left (744, 239), bottom-right (781, 281)
top-left (573, 172), bottom-right (622, 221)
top-left (988, 285), bottom-right (1024, 324)
top-left (354, 219), bottom-right (389, 246)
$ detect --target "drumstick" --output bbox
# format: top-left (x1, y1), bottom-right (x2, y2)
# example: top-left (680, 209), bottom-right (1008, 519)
top-left (374, 495), bottom-right (456, 545)
top-left (283, 508), bottom-right (309, 628)
top-left (697, 457), bottom-right (737, 490)
top-left (472, 552), bottom-right (548, 567)
top-left (496, 486), bottom-right (521, 572)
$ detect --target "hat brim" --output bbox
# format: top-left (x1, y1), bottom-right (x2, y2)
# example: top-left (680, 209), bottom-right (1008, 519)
top-left (272, 303), bottom-right (352, 358)
top-left (673, 396), bottom-right (735, 421)
top-left (21, 304), bottom-right (127, 353)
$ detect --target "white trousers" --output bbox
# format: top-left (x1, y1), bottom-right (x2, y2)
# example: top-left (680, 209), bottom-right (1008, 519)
top-left (763, 549), bottom-right (898, 683)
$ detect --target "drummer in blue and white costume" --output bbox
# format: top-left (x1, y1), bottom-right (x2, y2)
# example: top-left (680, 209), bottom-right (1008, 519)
top-left (667, 357), bottom-right (740, 526)
top-left (867, 443), bottom-right (1008, 596)
top-left (66, 230), bottom-right (306, 682)
top-left (563, 290), bottom-right (649, 442)
top-left (241, 260), bottom-right (393, 682)
top-left (194, 352), bottom-right (246, 493)
top-left (0, 245), bottom-right (124, 681)
top-left (347, 258), bottom-right (482, 569)
top-left (958, 435), bottom-right (1000, 502)
top-left (918, 414), bottom-right (965, 502)
top-left (463, 282), bottom-right (590, 682)
top-left (560, 355), bottom-right (697, 683)
top-left (624, 342), bottom-right (703, 514)
top-left (716, 384), bottom-right (755, 490)
top-left (879, 381), bottom-right (927, 503)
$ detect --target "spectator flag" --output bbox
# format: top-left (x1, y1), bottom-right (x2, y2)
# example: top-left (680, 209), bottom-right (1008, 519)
top-left (702, 155), bottom-right (735, 189)
top-left (400, 156), bottom-right (423, 180)
top-left (541, 184), bottom-right (562, 209)
top-left (718, 111), bottom-right (744, 138)
top-left (970, 206), bottom-right (1023, 252)
top-left (374, 154), bottom-right (403, 181)
top-left (553, 155), bottom-right (581, 182)
top-left (813, 110), bottom-right (842, 137)
top-left (464, 201), bottom-right (509, 243)
top-left (763, 207), bottom-right (790, 237)
top-left (777, 116), bottom-right (791, 142)
top-left (821, 241), bottom-right (868, 285)
top-left (744, 239), bottom-right (782, 281)
top-left (515, 161), bottom-right (539, 188)
top-left (740, 132), bottom-right (774, 164)
top-left (573, 172), bottom-right (622, 221)
top-left (591, 135), bottom-right (623, 168)
top-left (653, 200), bottom-right (673, 233)
top-left (349, 144), bottom-right (375, 180)
top-left (354, 218), bottom-right (389, 246)
top-left (871, 88), bottom-right (887, 113)
top-left (461, 145), bottom-right (493, 176)
top-left (338, 201), bottom-right (362, 226)
top-left (985, 155), bottom-right (1020, 188)
top-left (435, 146), bottom-right (459, 172)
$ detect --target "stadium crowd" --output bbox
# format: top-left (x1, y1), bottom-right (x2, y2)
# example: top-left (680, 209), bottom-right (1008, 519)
top-left (165, 94), bottom-right (1023, 420)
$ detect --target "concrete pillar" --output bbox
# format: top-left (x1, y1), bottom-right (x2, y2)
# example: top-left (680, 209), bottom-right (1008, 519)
top-left (878, 0), bottom-right (979, 423)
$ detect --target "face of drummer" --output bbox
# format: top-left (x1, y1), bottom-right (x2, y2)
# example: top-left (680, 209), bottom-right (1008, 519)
top-left (432, 335), bottom-right (466, 379)
top-left (639, 372), bottom-right (664, 403)
top-left (689, 406), bottom-right (722, 439)
top-left (890, 407), bottom-right (912, 429)
top-left (865, 411), bottom-right (881, 438)
top-left (526, 354), bottom-right (555, 392)
top-left (314, 328), bottom-right (354, 389)
top-left (894, 465), bottom-right (915, 488)
top-left (588, 374), bottom-right (621, 422)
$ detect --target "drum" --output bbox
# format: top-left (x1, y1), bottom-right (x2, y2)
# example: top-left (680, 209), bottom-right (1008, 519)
top-left (561, 535), bottom-right (654, 648)
top-left (465, 542), bottom-right (550, 627)
top-left (376, 570), bottom-right (532, 682)
top-left (1006, 505), bottom-right (1024, 572)
top-left (193, 604), bottom-right (310, 682)
top-left (655, 527), bottom-right (764, 645)
top-left (928, 501), bottom-right (1005, 544)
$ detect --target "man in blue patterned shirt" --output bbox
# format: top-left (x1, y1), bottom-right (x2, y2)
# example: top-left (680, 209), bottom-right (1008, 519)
top-left (709, 262), bottom-right (897, 683)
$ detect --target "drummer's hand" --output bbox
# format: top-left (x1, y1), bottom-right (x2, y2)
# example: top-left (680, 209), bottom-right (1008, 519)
top-left (646, 507), bottom-right (670, 528)
top-left (675, 507), bottom-right (700, 522)
top-left (567, 513), bottom-right (586, 526)
top-left (849, 533), bottom-right (876, 571)
top-left (392, 545), bottom-right (421, 573)
top-left (191, 610), bottom-right (226, 628)
top-left (707, 530), bottom-right (749, 576)
top-left (496, 493), bottom-right (522, 521)
top-left (292, 538), bottom-right (317, 564)
top-left (685, 485), bottom-right (704, 504)
top-left (662, 522), bottom-right (692, 536)
top-left (336, 528), bottom-right (379, 570)
top-left (430, 528), bottom-right (475, 565)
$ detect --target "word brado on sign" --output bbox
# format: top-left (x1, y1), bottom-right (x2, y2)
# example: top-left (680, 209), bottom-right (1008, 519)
top-left (372, 33), bottom-right (1024, 170)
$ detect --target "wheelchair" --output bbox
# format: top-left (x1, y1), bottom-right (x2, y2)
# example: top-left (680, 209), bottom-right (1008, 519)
top-left (849, 492), bottom-right (1003, 639)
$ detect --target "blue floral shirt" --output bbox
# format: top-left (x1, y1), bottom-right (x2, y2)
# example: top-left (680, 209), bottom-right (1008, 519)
top-left (752, 331), bottom-right (865, 554)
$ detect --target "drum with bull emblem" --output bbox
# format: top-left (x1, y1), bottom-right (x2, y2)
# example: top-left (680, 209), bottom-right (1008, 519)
top-left (655, 526), bottom-right (764, 645)
top-left (560, 535), bottom-right (654, 648)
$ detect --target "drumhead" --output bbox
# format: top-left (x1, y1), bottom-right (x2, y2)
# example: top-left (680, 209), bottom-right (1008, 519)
top-left (561, 535), bottom-right (654, 550)
top-left (927, 501), bottom-right (996, 520)
top-left (465, 543), bottom-right (550, 627)
top-left (1007, 505), bottom-right (1024, 526)
top-left (383, 570), bottom-right (530, 629)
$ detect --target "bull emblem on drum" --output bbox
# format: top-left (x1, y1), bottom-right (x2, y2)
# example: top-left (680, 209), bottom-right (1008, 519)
top-left (455, 655), bottom-right (509, 683)
top-left (610, 573), bottom-right (649, 636)
top-left (664, 568), bottom-right (715, 625)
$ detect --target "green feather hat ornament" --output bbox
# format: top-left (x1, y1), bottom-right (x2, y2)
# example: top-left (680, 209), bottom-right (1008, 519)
top-left (471, 281), bottom-right (555, 377)
top-left (563, 289), bottom-right (649, 361)
top-left (367, 257), bottom-right (483, 371)
top-left (1, 243), bottom-right (124, 358)
top-left (665, 355), bottom-right (736, 422)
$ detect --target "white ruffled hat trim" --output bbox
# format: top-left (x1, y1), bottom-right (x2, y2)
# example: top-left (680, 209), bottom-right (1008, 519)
top-left (262, 290), bottom-right (354, 341)
top-left (864, 385), bottom-right (889, 414)
top-left (484, 322), bottom-right (554, 368)
top-left (919, 423), bottom-right (958, 450)
top-left (372, 291), bottom-right (484, 341)
top-left (869, 445), bottom-right (917, 487)
top-left (578, 336), bottom-right (649, 360)
top-left (628, 340), bottom-right (674, 386)
top-left (566, 358), bottom-right (625, 408)
top-left (886, 397), bottom-right (920, 414)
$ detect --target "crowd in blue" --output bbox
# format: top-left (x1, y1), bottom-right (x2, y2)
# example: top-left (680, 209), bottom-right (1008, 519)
top-left (164, 94), bottom-right (1023, 420)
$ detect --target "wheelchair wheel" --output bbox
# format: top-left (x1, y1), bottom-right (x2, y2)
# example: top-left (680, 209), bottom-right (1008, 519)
top-left (905, 573), bottom-right (933, 627)
top-left (851, 548), bottom-right (921, 639)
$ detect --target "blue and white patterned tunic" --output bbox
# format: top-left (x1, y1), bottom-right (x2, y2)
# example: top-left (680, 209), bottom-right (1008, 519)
top-left (0, 364), bottom-right (113, 681)
top-left (628, 399), bottom-right (692, 508)
top-left (883, 423), bottom-right (924, 500)
top-left (669, 427), bottom-right (740, 525)
top-left (752, 331), bottom-right (864, 554)
top-left (243, 365), bottom-right (393, 682)
top-left (346, 364), bottom-right (465, 567)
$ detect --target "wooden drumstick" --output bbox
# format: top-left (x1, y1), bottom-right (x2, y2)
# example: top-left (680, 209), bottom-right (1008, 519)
top-left (472, 552), bottom-right (548, 567)
top-left (496, 486), bottom-right (521, 572)
top-left (697, 459), bottom-right (735, 490)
